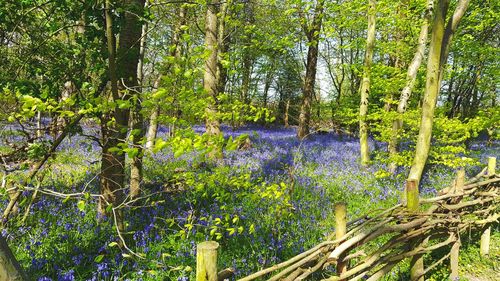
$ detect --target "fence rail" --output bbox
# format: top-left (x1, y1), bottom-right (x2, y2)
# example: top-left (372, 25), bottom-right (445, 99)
top-left (197, 157), bottom-right (499, 281)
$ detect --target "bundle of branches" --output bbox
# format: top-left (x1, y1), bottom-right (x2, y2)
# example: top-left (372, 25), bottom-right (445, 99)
top-left (239, 168), bottom-right (499, 281)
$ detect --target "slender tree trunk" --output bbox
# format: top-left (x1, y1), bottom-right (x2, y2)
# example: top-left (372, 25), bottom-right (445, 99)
top-left (0, 236), bottom-right (28, 281)
top-left (241, 0), bottom-right (254, 105)
top-left (262, 67), bottom-right (273, 108)
top-left (297, 0), bottom-right (325, 139)
top-left (358, 0), bottom-right (376, 166)
top-left (204, 0), bottom-right (221, 136)
top-left (217, 1), bottom-right (231, 97)
top-left (284, 100), bottom-right (290, 128)
top-left (241, 57), bottom-right (252, 105)
top-left (408, 0), bottom-right (469, 183)
top-left (145, 78), bottom-right (161, 150)
top-left (36, 111), bottom-right (42, 138)
top-left (408, 0), bottom-right (447, 183)
top-left (388, 0), bottom-right (432, 173)
top-left (146, 5), bottom-right (187, 148)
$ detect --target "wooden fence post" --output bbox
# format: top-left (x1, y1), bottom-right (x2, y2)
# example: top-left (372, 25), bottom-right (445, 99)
top-left (197, 241), bottom-right (219, 281)
top-left (455, 168), bottom-right (465, 193)
top-left (450, 168), bottom-right (464, 280)
top-left (480, 157), bottom-right (495, 257)
top-left (487, 157), bottom-right (496, 177)
top-left (335, 202), bottom-right (347, 279)
top-left (450, 239), bottom-right (460, 280)
top-left (407, 180), bottom-right (424, 281)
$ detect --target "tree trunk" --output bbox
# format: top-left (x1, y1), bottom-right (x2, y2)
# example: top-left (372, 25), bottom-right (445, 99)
top-left (297, 0), bottom-right (325, 139)
top-left (36, 110), bottom-right (42, 138)
top-left (408, 0), bottom-right (469, 183)
top-left (204, 1), bottom-right (221, 136)
top-left (100, 0), bottom-right (144, 223)
top-left (0, 236), bottom-right (28, 281)
top-left (100, 0), bottom-right (123, 220)
top-left (145, 5), bottom-right (187, 148)
top-left (262, 66), bottom-right (273, 108)
top-left (145, 78), bottom-right (161, 151)
top-left (388, 0), bottom-right (432, 173)
top-left (217, 1), bottom-right (231, 97)
top-left (284, 100), bottom-right (290, 128)
top-left (126, 0), bottom-right (146, 200)
top-left (358, 0), bottom-right (376, 166)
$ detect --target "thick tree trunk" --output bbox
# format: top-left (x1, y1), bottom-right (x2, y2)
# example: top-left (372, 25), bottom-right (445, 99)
top-left (119, 0), bottom-right (145, 199)
top-left (408, 0), bottom-right (469, 183)
top-left (0, 236), bottom-right (28, 281)
top-left (388, 0), bottom-right (432, 173)
top-left (100, 0), bottom-right (144, 222)
top-left (358, 0), bottom-right (376, 166)
top-left (297, 0), bottom-right (325, 139)
top-left (204, 0), bottom-right (221, 136)
top-left (101, 0), bottom-right (123, 219)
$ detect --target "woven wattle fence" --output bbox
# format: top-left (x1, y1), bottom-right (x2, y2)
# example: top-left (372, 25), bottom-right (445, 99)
top-left (197, 157), bottom-right (499, 281)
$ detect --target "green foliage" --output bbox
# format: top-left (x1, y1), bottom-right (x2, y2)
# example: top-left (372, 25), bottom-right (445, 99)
top-left (369, 107), bottom-right (499, 170)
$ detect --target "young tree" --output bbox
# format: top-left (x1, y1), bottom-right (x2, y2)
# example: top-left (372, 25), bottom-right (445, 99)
top-left (408, 0), bottom-right (470, 183)
top-left (358, 0), bottom-right (376, 166)
top-left (204, 0), bottom-right (221, 136)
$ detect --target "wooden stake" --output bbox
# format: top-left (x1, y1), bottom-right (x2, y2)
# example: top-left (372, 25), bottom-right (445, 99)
top-left (455, 168), bottom-right (465, 193)
top-left (335, 203), bottom-right (347, 279)
top-left (481, 157), bottom-right (495, 257)
top-left (450, 239), bottom-right (460, 280)
top-left (480, 227), bottom-right (490, 257)
top-left (197, 241), bottom-right (219, 281)
top-left (487, 157), bottom-right (496, 177)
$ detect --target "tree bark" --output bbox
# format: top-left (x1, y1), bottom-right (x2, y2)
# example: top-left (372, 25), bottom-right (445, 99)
top-left (0, 236), bottom-right (28, 281)
top-left (100, 0), bottom-right (123, 220)
top-left (100, 0), bottom-right (144, 223)
top-left (126, 0), bottom-right (146, 200)
top-left (204, 0), bottom-right (221, 136)
top-left (217, 1), bottom-right (231, 97)
top-left (297, 0), bottom-right (325, 139)
top-left (408, 0), bottom-right (469, 183)
top-left (358, 0), bottom-right (376, 166)
top-left (388, 0), bottom-right (432, 173)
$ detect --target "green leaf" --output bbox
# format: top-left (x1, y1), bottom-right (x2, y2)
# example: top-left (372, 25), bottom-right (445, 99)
top-left (94, 254), bottom-right (104, 263)
top-left (77, 200), bottom-right (85, 211)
